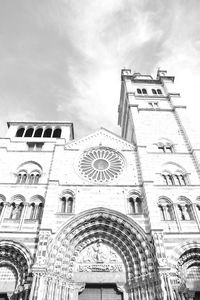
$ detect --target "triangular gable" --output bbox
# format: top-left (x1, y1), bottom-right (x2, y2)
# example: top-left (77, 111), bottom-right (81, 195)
top-left (65, 128), bottom-right (135, 150)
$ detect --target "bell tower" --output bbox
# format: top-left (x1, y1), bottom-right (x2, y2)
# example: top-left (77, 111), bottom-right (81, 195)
top-left (118, 69), bottom-right (200, 297)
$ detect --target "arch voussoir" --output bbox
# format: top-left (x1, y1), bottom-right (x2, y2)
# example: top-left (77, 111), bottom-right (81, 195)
top-left (47, 208), bottom-right (157, 286)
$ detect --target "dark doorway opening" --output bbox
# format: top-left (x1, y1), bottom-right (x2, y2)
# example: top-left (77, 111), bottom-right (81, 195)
top-left (79, 284), bottom-right (123, 300)
top-left (194, 292), bottom-right (200, 300)
top-left (0, 294), bottom-right (9, 300)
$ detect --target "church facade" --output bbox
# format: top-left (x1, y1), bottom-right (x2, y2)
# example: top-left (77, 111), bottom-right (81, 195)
top-left (0, 69), bottom-right (200, 299)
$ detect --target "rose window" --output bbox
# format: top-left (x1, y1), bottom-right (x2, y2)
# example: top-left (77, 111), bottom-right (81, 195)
top-left (78, 147), bottom-right (124, 183)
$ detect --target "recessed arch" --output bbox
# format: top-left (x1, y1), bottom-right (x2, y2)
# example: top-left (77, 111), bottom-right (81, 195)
top-left (10, 194), bottom-right (26, 203)
top-left (47, 208), bottom-right (156, 283)
top-left (169, 241), bottom-right (200, 293)
top-left (0, 240), bottom-right (32, 276)
top-left (29, 195), bottom-right (45, 204)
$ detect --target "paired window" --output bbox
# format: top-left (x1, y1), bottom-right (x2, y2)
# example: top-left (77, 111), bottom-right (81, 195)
top-left (177, 203), bottom-right (193, 220)
top-left (158, 198), bottom-right (194, 221)
top-left (158, 142), bottom-right (173, 153)
top-left (162, 173), bottom-right (187, 185)
top-left (136, 88), bottom-right (162, 95)
top-left (16, 126), bottom-right (62, 138)
top-left (152, 89), bottom-right (162, 95)
top-left (27, 142), bottom-right (44, 151)
top-left (27, 202), bottom-right (44, 220)
top-left (137, 88), bottom-right (147, 95)
top-left (158, 202), bottom-right (174, 221)
top-left (60, 195), bottom-right (74, 213)
top-left (148, 102), bottom-right (159, 109)
top-left (16, 171), bottom-right (40, 184)
top-left (128, 194), bottom-right (143, 214)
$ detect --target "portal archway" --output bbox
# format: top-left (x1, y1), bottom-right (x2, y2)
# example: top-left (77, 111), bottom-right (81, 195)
top-left (40, 208), bottom-right (163, 300)
top-left (170, 241), bottom-right (200, 298)
top-left (0, 240), bottom-right (32, 299)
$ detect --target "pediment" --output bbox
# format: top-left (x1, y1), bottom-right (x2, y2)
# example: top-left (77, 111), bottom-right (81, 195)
top-left (65, 128), bottom-right (135, 151)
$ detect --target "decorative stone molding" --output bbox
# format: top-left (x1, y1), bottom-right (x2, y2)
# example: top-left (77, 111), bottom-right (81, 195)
top-left (46, 208), bottom-right (157, 287)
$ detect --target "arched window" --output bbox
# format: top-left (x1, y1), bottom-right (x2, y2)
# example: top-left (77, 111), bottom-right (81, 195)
top-left (137, 88), bottom-right (142, 94)
top-left (158, 142), bottom-right (173, 153)
top-left (16, 172), bottom-right (27, 184)
top-left (34, 127), bottom-right (43, 138)
top-left (67, 197), bottom-right (73, 213)
top-left (53, 128), bottom-right (61, 138)
top-left (157, 89), bottom-right (162, 94)
top-left (24, 127), bottom-right (34, 137)
top-left (37, 203), bottom-right (43, 220)
top-left (16, 162), bottom-right (42, 185)
top-left (29, 172), bottom-right (40, 184)
top-left (29, 203), bottom-right (35, 219)
top-left (43, 128), bottom-right (52, 138)
top-left (162, 173), bottom-right (174, 185)
top-left (142, 88), bottom-right (147, 94)
top-left (60, 197), bottom-right (66, 213)
top-left (60, 194), bottom-right (74, 213)
top-left (34, 173), bottom-right (40, 184)
top-left (16, 173), bottom-right (22, 184)
top-left (16, 127), bottom-right (25, 137)
top-left (129, 197), bottom-right (136, 214)
top-left (160, 163), bottom-right (188, 186)
top-left (29, 174), bottom-right (35, 184)
top-left (21, 173), bottom-right (27, 184)
top-left (128, 194), bottom-right (142, 214)
top-left (177, 198), bottom-right (193, 221)
top-left (152, 89), bottom-right (157, 94)
top-left (158, 198), bottom-right (174, 221)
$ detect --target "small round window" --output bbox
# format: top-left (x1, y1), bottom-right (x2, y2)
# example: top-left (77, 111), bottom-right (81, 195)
top-left (78, 147), bottom-right (124, 183)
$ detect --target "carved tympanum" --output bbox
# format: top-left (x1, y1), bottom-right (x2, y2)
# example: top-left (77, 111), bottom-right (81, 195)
top-left (75, 242), bottom-right (124, 272)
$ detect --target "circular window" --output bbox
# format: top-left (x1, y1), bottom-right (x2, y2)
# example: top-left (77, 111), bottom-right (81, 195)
top-left (78, 147), bottom-right (124, 183)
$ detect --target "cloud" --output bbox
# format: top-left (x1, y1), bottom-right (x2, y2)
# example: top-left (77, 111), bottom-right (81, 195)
top-left (0, 0), bottom-right (200, 138)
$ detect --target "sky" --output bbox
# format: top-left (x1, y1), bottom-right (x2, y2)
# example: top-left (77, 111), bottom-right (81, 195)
top-left (0, 0), bottom-right (200, 139)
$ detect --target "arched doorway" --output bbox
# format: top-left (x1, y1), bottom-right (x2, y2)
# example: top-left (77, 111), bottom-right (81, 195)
top-left (170, 242), bottom-right (200, 298)
top-left (0, 241), bottom-right (32, 299)
top-left (79, 284), bottom-right (123, 300)
top-left (0, 264), bottom-right (17, 298)
top-left (34, 208), bottom-right (163, 300)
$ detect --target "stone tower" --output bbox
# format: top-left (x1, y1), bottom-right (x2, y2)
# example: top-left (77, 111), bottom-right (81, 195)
top-left (118, 69), bottom-right (200, 299)
top-left (0, 71), bottom-right (199, 300)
